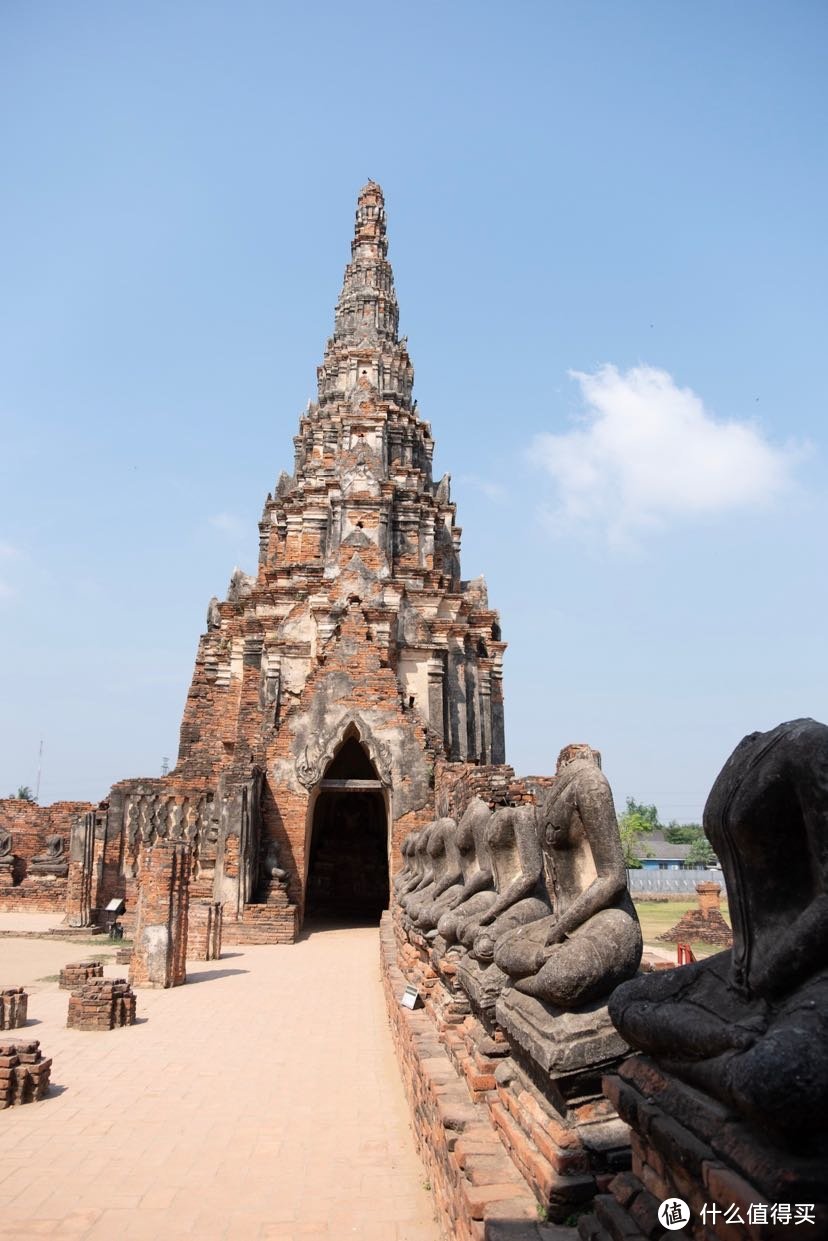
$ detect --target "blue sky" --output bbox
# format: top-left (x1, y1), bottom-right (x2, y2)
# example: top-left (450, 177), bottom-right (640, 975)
top-left (2, 1), bottom-right (826, 821)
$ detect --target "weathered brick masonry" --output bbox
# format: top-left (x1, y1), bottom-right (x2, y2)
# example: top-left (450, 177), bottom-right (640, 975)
top-left (0, 799), bottom-right (92, 912)
top-left (381, 914), bottom-right (569, 1241)
top-left (13, 182), bottom-right (508, 946)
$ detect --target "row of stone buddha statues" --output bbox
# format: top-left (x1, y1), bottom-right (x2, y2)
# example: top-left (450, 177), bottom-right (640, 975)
top-left (395, 744), bottom-right (642, 1015)
top-left (394, 720), bottom-right (828, 1148)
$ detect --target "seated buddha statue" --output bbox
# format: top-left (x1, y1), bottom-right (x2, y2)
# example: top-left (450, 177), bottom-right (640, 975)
top-left (609, 718), bottom-right (828, 1145)
top-left (494, 745), bottom-right (642, 1006)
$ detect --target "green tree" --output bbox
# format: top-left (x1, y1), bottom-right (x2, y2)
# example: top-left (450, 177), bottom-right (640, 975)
top-left (9, 785), bottom-right (35, 802)
top-left (663, 821), bottom-right (702, 844)
top-left (686, 834), bottom-right (718, 868)
top-left (625, 797), bottom-right (660, 831)
top-left (618, 809), bottom-right (654, 869)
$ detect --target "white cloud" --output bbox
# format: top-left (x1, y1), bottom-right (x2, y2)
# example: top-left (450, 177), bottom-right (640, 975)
top-left (208, 512), bottom-right (246, 536)
top-left (532, 365), bottom-right (801, 545)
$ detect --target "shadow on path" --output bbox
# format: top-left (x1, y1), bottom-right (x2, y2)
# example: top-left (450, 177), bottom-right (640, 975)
top-left (185, 968), bottom-right (248, 984)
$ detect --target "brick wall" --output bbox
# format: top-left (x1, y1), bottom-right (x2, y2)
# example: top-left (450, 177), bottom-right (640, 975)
top-left (0, 799), bottom-right (92, 912)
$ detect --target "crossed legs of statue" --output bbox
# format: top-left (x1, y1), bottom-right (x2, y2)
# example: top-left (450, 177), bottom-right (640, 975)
top-left (495, 906), bottom-right (642, 1007)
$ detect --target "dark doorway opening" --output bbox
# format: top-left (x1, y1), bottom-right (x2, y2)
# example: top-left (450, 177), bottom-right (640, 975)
top-left (305, 736), bottom-right (389, 921)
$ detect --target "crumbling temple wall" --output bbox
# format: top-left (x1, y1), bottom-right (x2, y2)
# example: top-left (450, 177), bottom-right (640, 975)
top-left (0, 798), bottom-right (91, 912)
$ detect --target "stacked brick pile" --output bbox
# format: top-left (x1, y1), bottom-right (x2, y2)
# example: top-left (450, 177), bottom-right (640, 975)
top-left (0, 1040), bottom-right (51, 1107)
top-left (0, 988), bottom-right (28, 1030)
top-left (115, 947), bottom-right (132, 965)
top-left (59, 960), bottom-right (103, 990)
top-left (188, 901), bottom-right (223, 959)
top-left (381, 914), bottom-right (569, 1241)
top-left (659, 881), bottom-right (733, 948)
top-left (66, 978), bottom-right (136, 1031)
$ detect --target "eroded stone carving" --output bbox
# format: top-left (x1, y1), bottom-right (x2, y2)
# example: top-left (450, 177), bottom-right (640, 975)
top-left (295, 713), bottom-right (392, 789)
top-left (29, 835), bottom-right (68, 878)
top-left (408, 818), bottom-right (462, 932)
top-left (610, 717), bottom-right (828, 1142)
top-left (436, 798), bottom-right (495, 947)
top-left (494, 748), bottom-right (642, 1006)
top-left (455, 804), bottom-right (549, 1017)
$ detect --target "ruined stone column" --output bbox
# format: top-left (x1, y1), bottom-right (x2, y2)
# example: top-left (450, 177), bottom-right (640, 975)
top-left (130, 841), bottom-right (190, 988)
top-left (187, 902), bottom-right (223, 961)
top-left (65, 811), bottom-right (95, 927)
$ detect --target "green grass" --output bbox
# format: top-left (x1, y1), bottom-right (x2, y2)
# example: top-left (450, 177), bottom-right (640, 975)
top-left (634, 899), bottom-right (731, 960)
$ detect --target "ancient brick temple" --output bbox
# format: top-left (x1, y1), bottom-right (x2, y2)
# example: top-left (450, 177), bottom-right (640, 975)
top-left (0, 182), bottom-right (506, 942)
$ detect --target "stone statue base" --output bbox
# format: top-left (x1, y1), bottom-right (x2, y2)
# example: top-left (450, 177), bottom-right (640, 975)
top-left (455, 954), bottom-right (509, 1027)
top-left (579, 1054), bottom-right (828, 1240)
top-left (496, 988), bottom-right (629, 1087)
top-left (492, 989), bottom-right (633, 1223)
top-left (26, 861), bottom-right (68, 879)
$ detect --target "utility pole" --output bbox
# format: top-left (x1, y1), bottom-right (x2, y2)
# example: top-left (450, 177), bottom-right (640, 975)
top-left (35, 738), bottom-right (44, 803)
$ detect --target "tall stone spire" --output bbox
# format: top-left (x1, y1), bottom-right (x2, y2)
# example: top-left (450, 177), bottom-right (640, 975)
top-left (318, 182), bottom-right (413, 410)
top-left (333, 181), bottom-right (399, 345)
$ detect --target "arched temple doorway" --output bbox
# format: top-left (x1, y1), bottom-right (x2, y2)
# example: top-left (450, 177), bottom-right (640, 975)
top-left (305, 735), bottom-right (389, 920)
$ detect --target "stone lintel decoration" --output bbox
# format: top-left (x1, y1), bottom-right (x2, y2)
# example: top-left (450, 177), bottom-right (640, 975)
top-left (588, 718), bottom-right (828, 1239)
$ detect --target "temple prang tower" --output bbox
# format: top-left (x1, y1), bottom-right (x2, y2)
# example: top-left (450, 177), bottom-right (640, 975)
top-left (12, 183), bottom-right (508, 942)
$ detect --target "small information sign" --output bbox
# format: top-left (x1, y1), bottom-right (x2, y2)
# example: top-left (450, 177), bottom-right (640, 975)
top-left (400, 984), bottom-right (420, 1010)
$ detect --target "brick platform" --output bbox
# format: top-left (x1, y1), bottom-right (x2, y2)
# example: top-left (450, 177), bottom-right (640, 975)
top-left (222, 902), bottom-right (298, 945)
top-left (381, 913), bottom-right (574, 1241)
top-left (58, 960), bottom-right (103, 990)
top-left (0, 987), bottom-right (28, 1030)
top-left (66, 978), bottom-right (137, 1031)
top-left (0, 1039), bottom-right (52, 1107)
top-left (579, 1056), bottom-right (828, 1241)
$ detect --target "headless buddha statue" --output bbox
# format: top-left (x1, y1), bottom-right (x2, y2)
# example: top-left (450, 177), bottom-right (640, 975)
top-left (437, 799), bottom-right (496, 947)
top-left (412, 818), bottom-right (464, 934)
top-left (610, 718), bottom-right (828, 1145)
top-left (394, 831), bottom-right (420, 894)
top-left (398, 823), bottom-right (437, 911)
top-left (494, 746), bottom-right (642, 1006)
top-left (402, 818), bottom-right (456, 925)
top-left (465, 804), bottom-right (550, 963)
top-left (456, 803), bottom-right (550, 1015)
